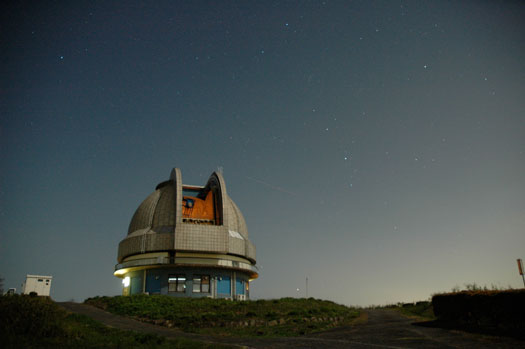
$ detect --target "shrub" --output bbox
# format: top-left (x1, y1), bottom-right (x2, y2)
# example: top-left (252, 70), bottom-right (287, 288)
top-left (0, 295), bottom-right (213, 348)
top-left (432, 289), bottom-right (525, 338)
top-left (0, 295), bottom-right (66, 340)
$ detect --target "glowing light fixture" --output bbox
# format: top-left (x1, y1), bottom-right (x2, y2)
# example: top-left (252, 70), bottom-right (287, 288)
top-left (122, 276), bottom-right (130, 287)
top-left (114, 269), bottom-right (127, 276)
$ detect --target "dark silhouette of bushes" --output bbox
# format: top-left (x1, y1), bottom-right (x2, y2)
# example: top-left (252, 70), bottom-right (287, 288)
top-left (432, 289), bottom-right (525, 338)
top-left (0, 294), bottom-right (65, 340)
top-left (0, 295), bottom-right (204, 347)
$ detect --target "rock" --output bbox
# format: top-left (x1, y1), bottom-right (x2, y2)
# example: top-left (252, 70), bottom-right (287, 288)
top-left (279, 318), bottom-right (286, 325)
top-left (268, 320), bottom-right (278, 326)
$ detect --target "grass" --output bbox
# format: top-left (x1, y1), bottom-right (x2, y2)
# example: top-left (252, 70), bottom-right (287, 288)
top-left (368, 301), bottom-right (436, 321)
top-left (396, 301), bottom-right (435, 320)
top-left (85, 295), bottom-right (360, 337)
top-left (0, 295), bottom-right (221, 348)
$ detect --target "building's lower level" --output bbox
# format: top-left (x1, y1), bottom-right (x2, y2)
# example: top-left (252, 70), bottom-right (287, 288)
top-left (121, 267), bottom-right (250, 300)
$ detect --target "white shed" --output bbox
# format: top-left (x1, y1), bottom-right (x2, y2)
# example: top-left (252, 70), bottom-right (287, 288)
top-left (22, 275), bottom-right (53, 296)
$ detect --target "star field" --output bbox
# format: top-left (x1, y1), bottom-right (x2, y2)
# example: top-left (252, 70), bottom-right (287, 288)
top-left (1, 1), bottom-right (524, 305)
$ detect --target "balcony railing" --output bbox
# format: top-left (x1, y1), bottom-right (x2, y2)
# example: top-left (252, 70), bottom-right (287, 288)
top-left (115, 256), bottom-right (169, 271)
top-left (115, 256), bottom-right (259, 275)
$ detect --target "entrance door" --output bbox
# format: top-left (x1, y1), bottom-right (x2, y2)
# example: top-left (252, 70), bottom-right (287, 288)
top-left (146, 273), bottom-right (161, 294)
top-left (130, 277), bottom-right (142, 295)
top-left (235, 279), bottom-right (245, 295)
top-left (217, 276), bottom-right (231, 295)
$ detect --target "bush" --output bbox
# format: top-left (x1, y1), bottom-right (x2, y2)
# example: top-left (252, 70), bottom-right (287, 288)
top-left (0, 295), bottom-right (212, 348)
top-left (432, 289), bottom-right (525, 338)
top-left (0, 295), bottom-right (66, 340)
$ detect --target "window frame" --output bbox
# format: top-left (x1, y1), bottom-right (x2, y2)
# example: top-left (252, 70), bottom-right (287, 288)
top-left (192, 275), bottom-right (210, 293)
top-left (168, 274), bottom-right (186, 293)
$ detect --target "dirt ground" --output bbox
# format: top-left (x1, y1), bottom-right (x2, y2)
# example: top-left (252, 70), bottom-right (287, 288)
top-left (59, 302), bottom-right (525, 348)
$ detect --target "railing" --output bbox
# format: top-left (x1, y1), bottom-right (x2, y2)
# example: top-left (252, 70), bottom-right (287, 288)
top-left (115, 256), bottom-right (259, 274)
top-left (115, 256), bottom-right (169, 271)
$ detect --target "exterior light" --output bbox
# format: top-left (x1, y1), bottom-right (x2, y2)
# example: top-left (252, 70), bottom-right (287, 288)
top-left (122, 276), bottom-right (130, 287)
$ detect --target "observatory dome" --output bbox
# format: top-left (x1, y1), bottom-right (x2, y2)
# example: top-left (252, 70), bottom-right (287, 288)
top-left (114, 168), bottom-right (257, 299)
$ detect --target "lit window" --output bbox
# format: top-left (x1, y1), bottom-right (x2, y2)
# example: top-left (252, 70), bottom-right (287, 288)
top-left (193, 277), bottom-right (201, 292)
top-left (192, 275), bottom-right (210, 293)
top-left (168, 275), bottom-right (186, 293)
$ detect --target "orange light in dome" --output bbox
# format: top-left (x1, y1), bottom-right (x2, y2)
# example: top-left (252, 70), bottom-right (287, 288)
top-left (182, 190), bottom-right (215, 222)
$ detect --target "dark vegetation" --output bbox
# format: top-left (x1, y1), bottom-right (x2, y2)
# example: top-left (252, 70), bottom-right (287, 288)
top-left (394, 301), bottom-right (435, 320)
top-left (85, 295), bottom-right (360, 337)
top-left (431, 289), bottom-right (525, 339)
top-left (371, 286), bottom-right (525, 340)
top-left (0, 295), bottom-right (219, 348)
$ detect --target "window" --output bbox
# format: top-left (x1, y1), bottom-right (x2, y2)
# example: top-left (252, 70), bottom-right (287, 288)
top-left (192, 275), bottom-right (210, 293)
top-left (38, 279), bottom-right (43, 282)
top-left (202, 275), bottom-right (210, 293)
top-left (168, 275), bottom-right (186, 293)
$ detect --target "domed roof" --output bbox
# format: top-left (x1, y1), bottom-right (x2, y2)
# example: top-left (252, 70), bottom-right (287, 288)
top-left (127, 178), bottom-right (249, 239)
top-left (128, 182), bottom-right (176, 235)
top-left (118, 168), bottom-right (255, 264)
top-left (225, 196), bottom-right (248, 238)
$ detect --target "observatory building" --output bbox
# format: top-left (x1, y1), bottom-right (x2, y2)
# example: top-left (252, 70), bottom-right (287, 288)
top-left (114, 168), bottom-right (257, 299)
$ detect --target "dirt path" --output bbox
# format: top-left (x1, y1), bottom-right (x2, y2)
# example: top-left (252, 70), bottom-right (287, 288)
top-left (58, 302), bottom-right (225, 346)
top-left (58, 303), bottom-right (524, 348)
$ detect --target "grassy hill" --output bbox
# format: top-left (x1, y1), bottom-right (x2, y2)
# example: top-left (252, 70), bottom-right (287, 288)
top-left (85, 295), bottom-right (360, 337)
top-left (0, 294), bottom-right (221, 348)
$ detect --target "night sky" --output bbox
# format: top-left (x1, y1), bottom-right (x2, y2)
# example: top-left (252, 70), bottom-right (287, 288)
top-left (1, 1), bottom-right (524, 305)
